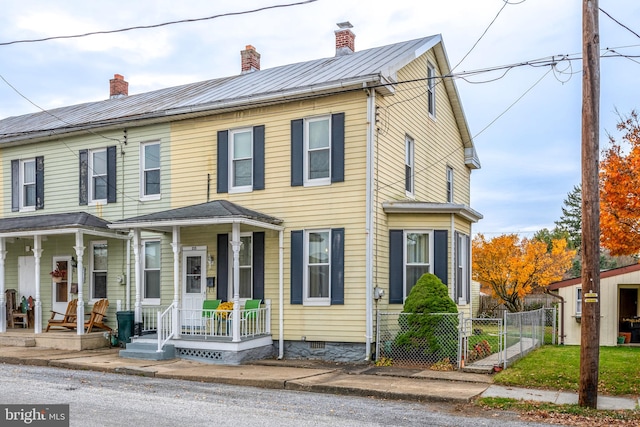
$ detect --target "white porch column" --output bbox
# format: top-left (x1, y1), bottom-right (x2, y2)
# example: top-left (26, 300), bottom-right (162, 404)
top-left (33, 235), bottom-right (43, 334)
top-left (132, 229), bottom-right (141, 324)
top-left (171, 226), bottom-right (180, 336)
top-left (74, 232), bottom-right (85, 335)
top-left (231, 222), bottom-right (241, 342)
top-left (0, 238), bottom-right (6, 333)
top-left (278, 230), bottom-right (284, 359)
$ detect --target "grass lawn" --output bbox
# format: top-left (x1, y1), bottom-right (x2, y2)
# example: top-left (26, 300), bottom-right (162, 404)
top-left (493, 345), bottom-right (640, 396)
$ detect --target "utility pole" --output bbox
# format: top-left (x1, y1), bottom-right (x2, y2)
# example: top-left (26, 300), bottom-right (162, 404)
top-left (579, 0), bottom-right (600, 409)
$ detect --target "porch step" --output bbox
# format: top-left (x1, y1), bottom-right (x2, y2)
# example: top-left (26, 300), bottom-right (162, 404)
top-left (119, 341), bottom-right (176, 361)
top-left (0, 335), bottom-right (36, 347)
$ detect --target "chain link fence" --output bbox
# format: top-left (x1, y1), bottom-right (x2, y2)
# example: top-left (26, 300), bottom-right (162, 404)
top-left (377, 307), bottom-right (557, 371)
top-left (376, 312), bottom-right (462, 368)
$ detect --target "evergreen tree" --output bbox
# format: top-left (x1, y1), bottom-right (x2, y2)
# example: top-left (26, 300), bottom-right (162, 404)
top-left (554, 185), bottom-right (582, 250)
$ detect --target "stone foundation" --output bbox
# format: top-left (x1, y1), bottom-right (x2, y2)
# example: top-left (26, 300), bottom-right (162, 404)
top-left (277, 340), bottom-right (367, 362)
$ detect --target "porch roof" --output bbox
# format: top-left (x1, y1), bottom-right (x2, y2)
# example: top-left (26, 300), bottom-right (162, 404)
top-left (382, 201), bottom-right (483, 223)
top-left (109, 200), bottom-right (284, 232)
top-left (0, 211), bottom-right (128, 239)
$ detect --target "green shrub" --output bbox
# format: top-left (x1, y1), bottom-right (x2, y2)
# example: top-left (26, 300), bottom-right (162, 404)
top-left (394, 273), bottom-right (459, 361)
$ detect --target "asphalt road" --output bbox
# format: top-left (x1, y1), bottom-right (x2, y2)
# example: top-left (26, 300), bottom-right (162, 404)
top-left (0, 364), bottom-right (551, 426)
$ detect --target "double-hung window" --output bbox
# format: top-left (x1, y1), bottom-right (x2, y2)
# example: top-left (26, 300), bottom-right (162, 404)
top-left (217, 126), bottom-right (264, 193)
top-left (79, 146), bottom-right (116, 205)
top-left (89, 149), bottom-right (108, 203)
top-left (12, 157), bottom-right (44, 212)
top-left (405, 231), bottom-right (432, 298)
top-left (405, 136), bottom-right (415, 197)
top-left (230, 128), bottom-right (253, 192)
top-left (305, 117), bottom-right (331, 185)
top-left (455, 232), bottom-right (469, 304)
top-left (576, 288), bottom-right (582, 316)
top-left (20, 159), bottom-right (36, 210)
top-left (143, 240), bottom-right (161, 303)
top-left (91, 241), bottom-right (108, 300)
top-left (305, 230), bottom-right (331, 304)
top-left (446, 166), bottom-right (454, 203)
top-left (141, 142), bottom-right (160, 199)
top-left (427, 63), bottom-right (436, 117)
top-left (239, 234), bottom-right (253, 299)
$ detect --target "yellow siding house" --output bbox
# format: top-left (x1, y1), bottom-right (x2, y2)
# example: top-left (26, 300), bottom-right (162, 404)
top-left (0, 24), bottom-right (481, 363)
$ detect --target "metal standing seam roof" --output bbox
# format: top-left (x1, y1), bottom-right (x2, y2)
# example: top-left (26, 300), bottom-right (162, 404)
top-left (0, 36), bottom-right (444, 142)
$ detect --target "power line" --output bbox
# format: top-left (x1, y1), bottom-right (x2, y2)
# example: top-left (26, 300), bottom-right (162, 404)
top-left (0, 0), bottom-right (317, 46)
top-left (599, 7), bottom-right (640, 40)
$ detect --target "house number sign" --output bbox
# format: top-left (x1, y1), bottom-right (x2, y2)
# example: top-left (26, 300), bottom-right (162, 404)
top-left (584, 291), bottom-right (598, 303)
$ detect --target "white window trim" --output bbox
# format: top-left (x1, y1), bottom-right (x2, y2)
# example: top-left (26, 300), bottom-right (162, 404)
top-left (89, 148), bottom-right (107, 205)
top-left (427, 62), bottom-right (436, 118)
top-left (237, 233), bottom-right (253, 300)
top-left (228, 128), bottom-right (254, 194)
top-left (576, 287), bottom-right (582, 316)
top-left (303, 116), bottom-right (332, 187)
top-left (142, 239), bottom-right (161, 305)
top-left (403, 230), bottom-right (433, 301)
top-left (303, 229), bottom-right (331, 306)
top-left (446, 166), bottom-right (454, 203)
top-left (457, 233), bottom-right (469, 305)
top-left (19, 158), bottom-right (36, 212)
top-left (140, 141), bottom-right (161, 201)
top-left (405, 136), bottom-right (415, 198)
top-left (89, 240), bottom-right (108, 302)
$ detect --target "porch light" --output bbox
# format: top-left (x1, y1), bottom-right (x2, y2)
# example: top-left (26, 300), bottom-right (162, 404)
top-left (207, 254), bottom-right (215, 268)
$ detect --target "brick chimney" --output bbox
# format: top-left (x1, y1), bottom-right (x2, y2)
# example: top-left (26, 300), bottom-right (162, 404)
top-left (241, 45), bottom-right (260, 74)
top-left (335, 22), bottom-right (355, 56)
top-left (109, 74), bottom-right (128, 99)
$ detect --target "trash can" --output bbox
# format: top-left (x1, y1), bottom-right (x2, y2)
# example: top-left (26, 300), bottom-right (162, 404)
top-left (116, 311), bottom-right (135, 346)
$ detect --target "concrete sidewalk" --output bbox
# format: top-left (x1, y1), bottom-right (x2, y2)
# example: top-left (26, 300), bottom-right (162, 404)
top-left (0, 346), bottom-right (637, 410)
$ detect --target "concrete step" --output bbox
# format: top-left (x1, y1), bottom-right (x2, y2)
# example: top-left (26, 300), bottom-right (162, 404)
top-left (0, 335), bottom-right (36, 347)
top-left (119, 341), bottom-right (176, 361)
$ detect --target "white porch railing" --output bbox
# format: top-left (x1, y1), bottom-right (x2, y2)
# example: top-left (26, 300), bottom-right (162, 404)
top-left (180, 303), bottom-right (271, 339)
top-left (141, 305), bottom-right (169, 334)
top-left (157, 303), bottom-right (176, 352)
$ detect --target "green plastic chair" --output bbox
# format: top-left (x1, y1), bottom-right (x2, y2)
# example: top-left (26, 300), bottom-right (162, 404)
top-left (202, 299), bottom-right (221, 318)
top-left (241, 299), bottom-right (261, 335)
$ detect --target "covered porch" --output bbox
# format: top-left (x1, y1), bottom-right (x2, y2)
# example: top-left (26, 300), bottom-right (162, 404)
top-left (0, 212), bottom-right (130, 336)
top-left (110, 200), bottom-right (285, 363)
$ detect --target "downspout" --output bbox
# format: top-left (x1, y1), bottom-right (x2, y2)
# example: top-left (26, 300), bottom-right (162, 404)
top-left (364, 86), bottom-right (376, 360)
top-left (278, 230), bottom-right (284, 359)
top-left (545, 289), bottom-right (565, 345)
top-left (126, 232), bottom-right (132, 310)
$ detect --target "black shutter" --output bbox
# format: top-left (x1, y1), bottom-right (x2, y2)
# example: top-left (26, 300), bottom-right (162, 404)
top-left (253, 125), bottom-right (265, 191)
top-left (79, 149), bottom-right (88, 205)
top-left (253, 232), bottom-right (265, 300)
top-left (107, 145), bottom-right (117, 203)
top-left (389, 230), bottom-right (404, 304)
top-left (217, 130), bottom-right (229, 193)
top-left (331, 112), bottom-right (345, 183)
top-left (290, 230), bottom-right (303, 304)
top-left (216, 234), bottom-right (229, 301)
top-left (35, 156), bottom-right (44, 210)
top-left (433, 230), bottom-right (448, 286)
top-left (11, 159), bottom-right (19, 212)
top-left (330, 228), bottom-right (345, 305)
top-left (291, 119), bottom-right (303, 186)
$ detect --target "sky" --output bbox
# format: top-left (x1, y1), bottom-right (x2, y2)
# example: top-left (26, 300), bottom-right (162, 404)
top-left (1, 0), bottom-right (639, 238)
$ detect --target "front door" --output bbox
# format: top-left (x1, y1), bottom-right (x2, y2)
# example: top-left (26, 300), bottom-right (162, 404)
top-left (181, 248), bottom-right (206, 327)
top-left (50, 257), bottom-right (71, 315)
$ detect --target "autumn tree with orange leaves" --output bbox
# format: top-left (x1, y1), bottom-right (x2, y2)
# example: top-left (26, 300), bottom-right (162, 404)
top-left (600, 110), bottom-right (640, 256)
top-left (472, 234), bottom-right (575, 312)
